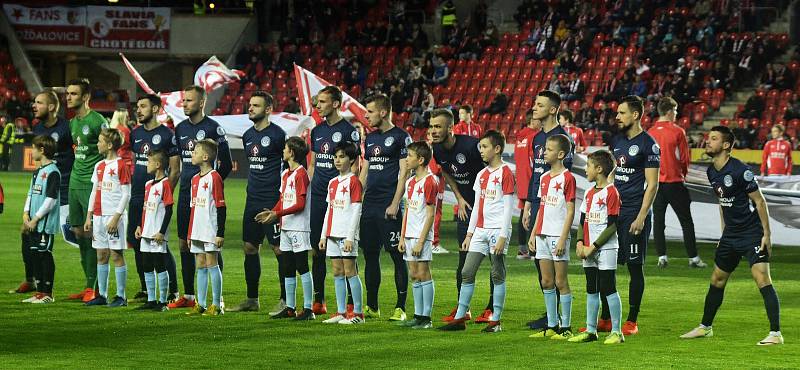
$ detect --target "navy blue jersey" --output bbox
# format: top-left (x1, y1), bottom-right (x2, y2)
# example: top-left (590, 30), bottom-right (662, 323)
top-left (175, 116), bottom-right (233, 190)
top-left (526, 124), bottom-right (575, 202)
top-left (309, 118), bottom-right (361, 197)
top-left (32, 118), bottom-right (73, 204)
top-left (364, 126), bottom-right (412, 207)
top-left (242, 122), bottom-right (286, 204)
top-left (432, 134), bottom-right (484, 206)
top-left (611, 131), bottom-right (661, 213)
top-left (130, 124), bottom-right (178, 200)
top-left (707, 157), bottom-right (761, 233)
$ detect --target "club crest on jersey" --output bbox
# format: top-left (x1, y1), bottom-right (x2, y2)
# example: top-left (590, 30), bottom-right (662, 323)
top-left (261, 136), bottom-right (271, 147)
top-left (171, 135), bottom-right (177, 145)
top-left (618, 155), bottom-right (627, 166)
top-left (187, 140), bottom-right (195, 150)
top-left (450, 164), bottom-right (458, 173)
top-left (81, 125), bottom-right (89, 135)
top-left (196, 130), bottom-right (206, 140)
top-left (372, 146), bottom-right (381, 156)
top-left (217, 126), bottom-right (226, 136)
top-left (251, 145), bottom-right (259, 156)
top-left (536, 145), bottom-right (545, 158)
top-left (715, 185), bottom-right (725, 198)
top-left (332, 132), bottom-right (342, 143)
top-left (456, 153), bottom-right (466, 164)
top-left (51, 132), bottom-right (59, 141)
top-left (142, 143), bottom-right (151, 154)
top-left (405, 136), bottom-right (413, 146)
top-left (152, 134), bottom-right (162, 145)
top-left (651, 143), bottom-right (660, 155)
top-left (351, 131), bottom-right (360, 141)
top-left (628, 144), bottom-right (639, 156)
top-left (723, 174), bottom-right (733, 187)
top-left (743, 170), bottom-right (755, 182)
top-left (384, 136), bottom-right (395, 147)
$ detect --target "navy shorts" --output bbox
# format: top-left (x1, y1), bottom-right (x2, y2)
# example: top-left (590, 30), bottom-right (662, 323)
top-left (715, 227), bottom-right (768, 273)
top-left (359, 205), bottom-right (402, 252)
top-left (242, 199), bottom-right (280, 247)
top-left (127, 198), bottom-right (144, 246)
top-left (617, 211), bottom-right (651, 265)
top-left (309, 195), bottom-right (327, 253)
top-left (27, 232), bottom-right (55, 252)
top-left (177, 189), bottom-right (190, 240)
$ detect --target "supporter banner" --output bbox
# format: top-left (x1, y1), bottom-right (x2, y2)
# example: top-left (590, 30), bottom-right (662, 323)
top-left (293, 64), bottom-right (368, 126)
top-left (194, 56), bottom-right (245, 93)
top-left (86, 6), bottom-right (170, 50)
top-left (2, 4), bottom-right (85, 46)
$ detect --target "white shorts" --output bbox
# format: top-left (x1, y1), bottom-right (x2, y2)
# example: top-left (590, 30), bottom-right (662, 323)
top-left (468, 228), bottom-right (509, 256)
top-left (534, 235), bottom-right (571, 262)
top-left (190, 239), bottom-right (220, 253)
top-left (403, 237), bottom-right (433, 262)
top-left (326, 237), bottom-right (358, 258)
top-left (140, 237), bottom-right (168, 254)
top-left (280, 230), bottom-right (312, 253)
top-left (92, 214), bottom-right (127, 250)
top-left (582, 248), bottom-right (618, 270)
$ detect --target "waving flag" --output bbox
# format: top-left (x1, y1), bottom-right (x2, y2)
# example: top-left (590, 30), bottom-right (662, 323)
top-left (293, 63), bottom-right (368, 125)
top-left (194, 56), bottom-right (245, 92)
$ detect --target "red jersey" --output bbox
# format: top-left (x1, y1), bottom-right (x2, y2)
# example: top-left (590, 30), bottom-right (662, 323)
top-left (563, 125), bottom-right (586, 151)
top-left (453, 121), bottom-right (483, 138)
top-left (648, 120), bottom-right (690, 183)
top-left (513, 126), bottom-right (539, 203)
top-left (761, 138), bottom-right (793, 175)
top-left (116, 124), bottom-right (134, 172)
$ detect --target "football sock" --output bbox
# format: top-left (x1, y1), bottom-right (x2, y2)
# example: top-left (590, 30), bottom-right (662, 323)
top-left (157, 271), bottom-right (169, 303)
top-left (491, 282), bottom-right (506, 321)
top-left (600, 294), bottom-right (611, 320)
top-left (543, 288), bottom-right (558, 328)
top-left (363, 247), bottom-right (381, 310)
top-left (134, 247), bottom-right (146, 291)
top-left (347, 275), bottom-right (363, 314)
top-left (81, 238), bottom-right (97, 289)
top-left (334, 275), bottom-right (346, 314)
top-left (759, 285), bottom-right (781, 332)
top-left (180, 251), bottom-right (196, 295)
top-left (275, 252), bottom-right (286, 301)
top-left (209, 265), bottom-right (222, 307)
top-left (486, 278), bottom-right (495, 311)
top-left (115, 265), bottom-right (127, 299)
top-left (586, 293), bottom-right (600, 333)
top-left (560, 293), bottom-right (573, 328)
top-left (284, 277), bottom-right (297, 309)
top-left (412, 282), bottom-right (423, 317)
top-left (455, 282), bottom-right (474, 319)
top-left (40, 252), bottom-right (55, 294)
top-left (196, 267), bottom-right (208, 308)
top-left (607, 292), bottom-right (622, 333)
top-left (144, 271), bottom-right (156, 302)
top-left (390, 250), bottom-right (408, 310)
top-left (701, 284), bottom-right (724, 327)
top-left (22, 237), bottom-right (34, 283)
top-left (97, 263), bottom-right (110, 298)
top-left (627, 264), bottom-right (644, 322)
top-left (244, 253), bottom-right (261, 299)
top-left (421, 280), bottom-right (435, 318)
top-left (456, 251), bottom-right (467, 298)
top-left (300, 272), bottom-right (313, 310)
top-left (164, 250), bottom-right (178, 294)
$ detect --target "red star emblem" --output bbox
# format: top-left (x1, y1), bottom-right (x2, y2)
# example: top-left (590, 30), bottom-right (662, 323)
top-left (340, 186), bottom-right (348, 195)
top-left (288, 180), bottom-right (295, 189)
top-left (154, 189), bottom-right (160, 197)
top-left (108, 168), bottom-right (116, 176)
top-left (202, 182), bottom-right (209, 190)
top-left (416, 186), bottom-right (424, 195)
top-left (492, 177), bottom-right (500, 185)
top-left (39, 172), bottom-right (48, 181)
top-left (596, 197), bottom-right (606, 208)
top-left (12, 8), bottom-right (22, 21)
top-left (554, 181), bottom-right (562, 191)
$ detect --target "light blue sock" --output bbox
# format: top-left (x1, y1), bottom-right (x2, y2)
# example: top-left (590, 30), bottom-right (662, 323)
top-left (97, 264), bottom-right (110, 298)
top-left (347, 275), bottom-right (363, 314)
top-left (422, 280), bottom-right (435, 318)
top-left (285, 277), bottom-right (297, 309)
top-left (209, 265), bottom-right (222, 307)
top-left (586, 293), bottom-right (600, 334)
top-left (115, 265), bottom-right (127, 299)
top-left (334, 276), bottom-right (347, 314)
top-left (560, 293), bottom-right (573, 328)
top-left (196, 267), bottom-right (208, 308)
top-left (455, 283), bottom-right (474, 319)
top-left (412, 282), bottom-right (423, 316)
top-left (300, 272), bottom-right (313, 310)
top-left (543, 288), bottom-right (558, 328)
top-left (607, 292), bottom-right (623, 333)
top-left (144, 271), bottom-right (156, 301)
top-left (157, 271), bottom-right (169, 303)
top-left (491, 282), bottom-right (506, 321)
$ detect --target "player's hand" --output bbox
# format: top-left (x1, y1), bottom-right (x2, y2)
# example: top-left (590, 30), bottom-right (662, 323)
top-left (461, 234), bottom-right (472, 251)
top-left (456, 196), bottom-right (471, 221)
top-left (84, 219), bottom-right (93, 233)
top-left (385, 202), bottom-right (400, 220)
top-left (629, 216), bottom-right (645, 235)
top-left (576, 240), bottom-right (585, 259)
top-left (584, 245), bottom-right (596, 257)
top-left (527, 234), bottom-right (537, 253)
top-left (555, 237), bottom-right (567, 257)
top-left (319, 238), bottom-right (327, 251)
top-left (759, 234), bottom-right (772, 257)
top-left (413, 241), bottom-right (423, 257)
top-left (264, 212), bottom-right (278, 224)
top-left (522, 202), bottom-right (531, 231)
top-left (107, 214), bottom-right (121, 234)
top-left (344, 240), bottom-right (353, 253)
top-left (153, 232), bottom-right (164, 244)
top-left (492, 237), bottom-right (506, 255)
top-left (25, 218), bottom-right (38, 232)
top-left (398, 238), bottom-right (406, 253)
top-left (215, 237), bottom-right (224, 249)
top-left (254, 210), bottom-right (271, 223)
top-left (134, 226), bottom-right (142, 239)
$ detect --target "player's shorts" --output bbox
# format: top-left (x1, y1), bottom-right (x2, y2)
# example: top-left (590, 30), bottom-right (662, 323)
top-left (582, 248), bottom-right (618, 270)
top-left (326, 237), bottom-right (358, 259)
top-left (468, 228), bottom-right (509, 256)
top-left (243, 203), bottom-right (281, 247)
top-left (190, 239), bottom-right (220, 254)
top-left (309, 196), bottom-right (327, 252)
top-left (617, 211), bottom-right (651, 265)
top-left (177, 189), bottom-right (191, 240)
top-left (280, 230), bottom-right (312, 253)
top-left (403, 237), bottom-right (433, 262)
top-left (359, 206), bottom-right (402, 252)
top-left (91, 214), bottom-right (127, 250)
top-left (534, 235), bottom-right (571, 262)
top-left (715, 227), bottom-right (768, 273)
top-left (68, 186), bottom-right (92, 227)
top-left (140, 237), bottom-right (168, 254)
top-left (127, 198), bottom-right (144, 246)
top-left (27, 232), bottom-right (55, 252)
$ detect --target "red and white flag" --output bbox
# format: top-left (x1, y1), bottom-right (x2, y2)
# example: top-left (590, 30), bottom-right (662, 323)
top-left (293, 63), bottom-right (368, 125)
top-left (194, 56), bottom-right (245, 92)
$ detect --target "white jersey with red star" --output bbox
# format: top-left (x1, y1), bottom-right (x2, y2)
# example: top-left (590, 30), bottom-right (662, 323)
top-left (188, 170), bottom-right (225, 243)
top-left (323, 173), bottom-right (363, 240)
top-left (470, 163), bottom-right (515, 235)
top-left (402, 173), bottom-right (439, 240)
top-left (277, 166), bottom-right (311, 232)
top-left (140, 178), bottom-right (174, 239)
top-left (534, 169), bottom-right (577, 236)
top-left (582, 184), bottom-right (620, 250)
top-left (90, 158), bottom-right (131, 216)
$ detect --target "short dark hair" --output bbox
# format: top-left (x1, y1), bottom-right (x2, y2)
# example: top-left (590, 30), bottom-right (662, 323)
top-left (67, 78), bottom-right (91, 96)
top-left (558, 109), bottom-right (574, 123)
top-left (137, 94), bottom-right (162, 108)
top-left (481, 129), bottom-right (506, 148)
top-left (36, 89), bottom-right (60, 111)
top-left (621, 95), bottom-right (644, 119)
top-left (334, 141), bottom-right (358, 164)
top-left (319, 85), bottom-right (343, 104)
top-left (587, 149), bottom-right (615, 177)
top-left (251, 91), bottom-right (274, 107)
top-left (407, 141), bottom-right (432, 166)
top-left (100, 128), bottom-right (123, 151)
top-left (32, 135), bottom-right (57, 159)
top-left (147, 149), bottom-right (169, 170)
top-left (710, 125), bottom-right (735, 151)
top-left (430, 108), bottom-right (454, 126)
top-left (537, 90), bottom-right (562, 109)
top-left (183, 85), bottom-right (206, 99)
top-left (285, 136), bottom-right (308, 164)
top-left (364, 93), bottom-right (391, 113)
top-left (195, 139), bottom-right (218, 161)
top-left (459, 104), bottom-right (473, 114)
top-left (547, 134), bottom-right (572, 155)
top-left (656, 96), bottom-right (677, 116)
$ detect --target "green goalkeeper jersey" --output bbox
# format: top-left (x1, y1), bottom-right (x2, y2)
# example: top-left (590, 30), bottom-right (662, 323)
top-left (69, 110), bottom-right (107, 189)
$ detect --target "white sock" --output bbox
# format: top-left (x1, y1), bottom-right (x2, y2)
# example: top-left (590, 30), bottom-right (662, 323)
top-left (184, 294), bottom-right (195, 300)
top-left (770, 331), bottom-right (782, 336)
top-left (690, 256), bottom-right (701, 263)
top-left (659, 255), bottom-right (668, 261)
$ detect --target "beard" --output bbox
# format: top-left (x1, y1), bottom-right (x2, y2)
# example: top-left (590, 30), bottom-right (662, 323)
top-left (249, 112), bottom-right (266, 122)
top-left (138, 113), bottom-right (152, 124)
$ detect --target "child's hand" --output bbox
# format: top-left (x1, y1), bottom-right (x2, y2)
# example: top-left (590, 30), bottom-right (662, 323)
top-left (527, 234), bottom-right (537, 253)
top-left (412, 241), bottom-right (423, 257)
top-left (344, 240), bottom-right (353, 253)
top-left (215, 237), bottom-right (224, 249)
top-left (134, 226), bottom-right (142, 239)
top-left (83, 218), bottom-right (92, 233)
top-left (398, 238), bottom-right (406, 253)
top-left (153, 232), bottom-right (164, 244)
top-left (576, 240), bottom-right (585, 259)
top-left (460, 234), bottom-right (471, 251)
top-left (25, 218), bottom-right (38, 232)
top-left (319, 238), bottom-right (327, 251)
top-left (555, 237), bottom-right (566, 257)
top-left (106, 214), bottom-right (121, 234)
top-left (21, 213), bottom-right (31, 232)
top-left (492, 237), bottom-right (506, 255)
